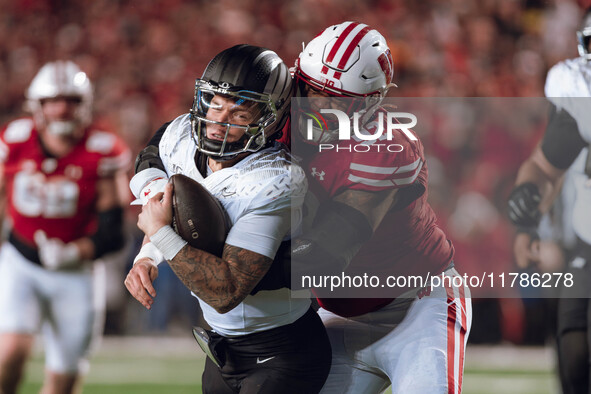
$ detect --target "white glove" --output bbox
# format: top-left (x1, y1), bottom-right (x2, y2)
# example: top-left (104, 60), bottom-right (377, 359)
top-left (129, 168), bottom-right (169, 206)
top-left (34, 230), bottom-right (81, 270)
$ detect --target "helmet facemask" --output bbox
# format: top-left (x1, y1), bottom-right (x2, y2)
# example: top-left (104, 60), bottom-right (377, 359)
top-left (294, 73), bottom-right (370, 145)
top-left (294, 66), bottom-right (383, 145)
top-left (577, 10), bottom-right (591, 61)
top-left (39, 96), bottom-right (86, 138)
top-left (190, 79), bottom-right (278, 161)
top-left (578, 27), bottom-right (591, 61)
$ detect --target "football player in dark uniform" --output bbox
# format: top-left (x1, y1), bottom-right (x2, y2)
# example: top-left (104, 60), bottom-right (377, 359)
top-left (124, 45), bottom-right (331, 394)
top-left (508, 8), bottom-right (591, 394)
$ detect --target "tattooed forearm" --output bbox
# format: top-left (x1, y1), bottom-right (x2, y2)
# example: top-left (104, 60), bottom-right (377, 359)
top-left (167, 243), bottom-right (273, 313)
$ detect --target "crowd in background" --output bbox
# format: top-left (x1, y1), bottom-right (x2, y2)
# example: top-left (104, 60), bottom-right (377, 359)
top-left (0, 0), bottom-right (587, 342)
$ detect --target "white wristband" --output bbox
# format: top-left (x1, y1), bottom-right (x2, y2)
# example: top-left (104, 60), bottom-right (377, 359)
top-left (150, 226), bottom-right (188, 261)
top-left (133, 242), bottom-right (165, 267)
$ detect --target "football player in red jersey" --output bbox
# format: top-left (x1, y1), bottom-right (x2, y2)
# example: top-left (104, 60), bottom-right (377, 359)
top-left (0, 61), bottom-right (130, 394)
top-left (263, 22), bottom-right (472, 393)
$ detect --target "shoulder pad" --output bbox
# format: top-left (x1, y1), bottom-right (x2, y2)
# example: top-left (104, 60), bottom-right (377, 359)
top-left (91, 131), bottom-right (131, 176)
top-left (209, 148), bottom-right (308, 213)
top-left (3, 118), bottom-right (34, 144)
top-left (157, 114), bottom-right (197, 177)
top-left (545, 58), bottom-right (591, 98)
top-left (159, 114), bottom-right (192, 155)
top-left (544, 59), bottom-right (591, 143)
top-left (86, 130), bottom-right (117, 154)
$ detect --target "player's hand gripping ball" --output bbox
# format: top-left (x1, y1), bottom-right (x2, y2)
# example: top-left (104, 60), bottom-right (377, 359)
top-left (170, 174), bottom-right (228, 257)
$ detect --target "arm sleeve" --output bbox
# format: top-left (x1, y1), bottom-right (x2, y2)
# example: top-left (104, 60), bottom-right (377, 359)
top-left (541, 103), bottom-right (587, 170)
top-left (148, 121), bottom-right (170, 148)
top-left (134, 121), bottom-right (171, 174)
top-left (225, 209), bottom-right (291, 259)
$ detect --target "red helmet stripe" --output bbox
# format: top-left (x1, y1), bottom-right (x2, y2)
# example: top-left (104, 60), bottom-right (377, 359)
top-left (321, 65), bottom-right (329, 75)
top-left (325, 22), bottom-right (359, 64)
top-left (336, 26), bottom-right (372, 71)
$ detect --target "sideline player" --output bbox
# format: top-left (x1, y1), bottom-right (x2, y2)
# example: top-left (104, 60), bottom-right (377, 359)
top-left (0, 61), bottom-right (130, 394)
top-left (508, 8), bottom-right (591, 394)
top-left (124, 45), bottom-right (331, 393)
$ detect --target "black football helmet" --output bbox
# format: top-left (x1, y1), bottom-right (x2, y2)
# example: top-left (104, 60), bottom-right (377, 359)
top-left (190, 44), bottom-right (293, 160)
top-left (577, 8), bottom-right (591, 60)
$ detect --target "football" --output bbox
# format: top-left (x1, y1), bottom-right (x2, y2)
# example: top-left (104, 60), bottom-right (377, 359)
top-left (170, 174), bottom-right (228, 257)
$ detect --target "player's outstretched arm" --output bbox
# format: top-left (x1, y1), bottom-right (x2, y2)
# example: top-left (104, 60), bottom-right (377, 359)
top-left (32, 172), bottom-right (126, 270)
top-left (509, 104), bottom-right (584, 226)
top-left (252, 186), bottom-right (399, 294)
top-left (509, 146), bottom-right (567, 268)
top-left (508, 103), bottom-right (586, 268)
top-left (333, 188), bottom-right (398, 231)
top-left (296, 187), bottom-right (398, 271)
top-left (75, 173), bottom-right (127, 261)
top-left (513, 145), bottom-right (565, 214)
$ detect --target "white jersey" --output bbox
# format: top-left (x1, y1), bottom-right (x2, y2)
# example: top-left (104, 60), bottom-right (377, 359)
top-left (158, 114), bottom-right (311, 336)
top-left (545, 58), bottom-right (591, 244)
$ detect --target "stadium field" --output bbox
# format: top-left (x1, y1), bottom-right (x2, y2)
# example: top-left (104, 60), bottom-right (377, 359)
top-left (21, 337), bottom-right (559, 394)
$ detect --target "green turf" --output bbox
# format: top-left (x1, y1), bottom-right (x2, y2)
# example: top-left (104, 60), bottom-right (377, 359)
top-left (20, 338), bottom-right (205, 393)
top-left (19, 339), bottom-right (560, 394)
top-left (21, 382), bottom-right (201, 394)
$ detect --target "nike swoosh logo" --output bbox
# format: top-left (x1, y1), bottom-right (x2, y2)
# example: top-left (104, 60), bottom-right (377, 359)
top-left (256, 356), bottom-right (275, 364)
top-left (220, 187), bottom-right (236, 197)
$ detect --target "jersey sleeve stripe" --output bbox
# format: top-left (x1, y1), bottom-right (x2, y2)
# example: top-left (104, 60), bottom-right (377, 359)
top-left (348, 160), bottom-right (423, 187)
top-left (347, 174), bottom-right (394, 187)
top-left (98, 150), bottom-right (131, 175)
top-left (349, 157), bottom-right (421, 176)
top-left (394, 157), bottom-right (422, 173)
top-left (391, 161), bottom-right (423, 180)
top-left (394, 160), bottom-right (423, 185)
top-left (350, 160), bottom-right (423, 179)
top-left (349, 162), bottom-right (398, 174)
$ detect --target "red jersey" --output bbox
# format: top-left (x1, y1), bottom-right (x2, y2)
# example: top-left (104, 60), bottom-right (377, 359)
top-left (0, 118), bottom-right (130, 247)
top-left (298, 112), bottom-right (453, 317)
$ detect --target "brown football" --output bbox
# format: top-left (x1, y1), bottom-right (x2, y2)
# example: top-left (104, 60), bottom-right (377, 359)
top-left (170, 174), bottom-right (228, 257)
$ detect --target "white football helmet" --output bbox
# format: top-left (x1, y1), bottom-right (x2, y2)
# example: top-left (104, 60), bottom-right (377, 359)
top-left (25, 60), bottom-right (93, 136)
top-left (577, 8), bottom-right (591, 61)
top-left (294, 21), bottom-right (395, 144)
